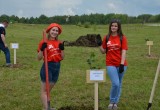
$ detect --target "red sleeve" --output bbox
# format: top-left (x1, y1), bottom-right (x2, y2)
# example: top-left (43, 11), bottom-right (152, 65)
top-left (102, 35), bottom-right (107, 49)
top-left (58, 40), bottom-right (64, 44)
top-left (37, 40), bottom-right (44, 52)
top-left (122, 36), bottom-right (128, 50)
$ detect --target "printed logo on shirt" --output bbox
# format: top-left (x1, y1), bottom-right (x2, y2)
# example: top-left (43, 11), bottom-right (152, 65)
top-left (48, 44), bottom-right (54, 49)
top-left (107, 41), bottom-right (111, 45)
top-left (107, 41), bottom-right (119, 51)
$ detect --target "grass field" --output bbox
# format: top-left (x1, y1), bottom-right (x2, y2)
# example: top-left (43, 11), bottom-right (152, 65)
top-left (0, 23), bottom-right (160, 110)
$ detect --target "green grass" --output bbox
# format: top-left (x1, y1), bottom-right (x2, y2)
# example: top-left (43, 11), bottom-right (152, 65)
top-left (0, 23), bottom-right (160, 110)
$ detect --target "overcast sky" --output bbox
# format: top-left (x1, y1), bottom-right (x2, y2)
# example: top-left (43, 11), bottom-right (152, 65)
top-left (0, 0), bottom-right (160, 18)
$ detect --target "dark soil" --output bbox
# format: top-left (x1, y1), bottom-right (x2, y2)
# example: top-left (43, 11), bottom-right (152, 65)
top-left (145, 54), bottom-right (159, 59)
top-left (58, 105), bottom-right (103, 110)
top-left (12, 64), bottom-right (23, 68)
top-left (64, 34), bottom-right (100, 47)
top-left (1, 63), bottom-right (23, 68)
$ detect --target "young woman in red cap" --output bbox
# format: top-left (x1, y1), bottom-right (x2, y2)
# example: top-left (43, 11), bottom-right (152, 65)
top-left (37, 23), bottom-right (64, 110)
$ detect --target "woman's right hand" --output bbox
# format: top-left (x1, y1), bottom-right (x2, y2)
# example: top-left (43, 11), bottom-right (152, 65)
top-left (96, 34), bottom-right (102, 46)
top-left (40, 43), bottom-right (47, 51)
top-left (4, 43), bottom-right (8, 48)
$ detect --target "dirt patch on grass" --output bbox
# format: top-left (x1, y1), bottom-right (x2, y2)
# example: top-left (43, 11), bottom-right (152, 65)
top-left (64, 34), bottom-right (100, 47)
top-left (0, 63), bottom-right (23, 68)
top-left (58, 105), bottom-right (103, 110)
top-left (12, 64), bottom-right (23, 68)
top-left (145, 54), bottom-right (159, 59)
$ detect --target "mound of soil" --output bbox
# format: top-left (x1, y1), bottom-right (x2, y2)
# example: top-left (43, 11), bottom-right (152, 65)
top-left (58, 105), bottom-right (103, 110)
top-left (64, 34), bottom-right (100, 47)
top-left (12, 64), bottom-right (22, 68)
top-left (145, 54), bottom-right (159, 59)
top-left (0, 63), bottom-right (22, 68)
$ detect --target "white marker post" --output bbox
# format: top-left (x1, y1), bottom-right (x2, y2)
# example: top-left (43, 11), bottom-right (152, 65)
top-left (86, 69), bottom-right (106, 110)
top-left (10, 43), bottom-right (19, 64)
top-left (147, 59), bottom-right (160, 110)
top-left (146, 41), bottom-right (153, 56)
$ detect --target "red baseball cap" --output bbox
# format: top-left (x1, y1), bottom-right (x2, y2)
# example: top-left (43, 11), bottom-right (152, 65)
top-left (46, 23), bottom-right (62, 35)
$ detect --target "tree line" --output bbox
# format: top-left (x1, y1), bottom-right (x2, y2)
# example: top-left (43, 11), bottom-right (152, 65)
top-left (0, 13), bottom-right (160, 24)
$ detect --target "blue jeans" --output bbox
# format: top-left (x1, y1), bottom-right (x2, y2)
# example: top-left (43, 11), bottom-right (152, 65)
top-left (107, 66), bottom-right (127, 104)
top-left (0, 43), bottom-right (11, 64)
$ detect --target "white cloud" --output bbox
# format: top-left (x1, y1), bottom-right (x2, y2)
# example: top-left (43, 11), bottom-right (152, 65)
top-left (40, 0), bottom-right (83, 9)
top-left (108, 3), bottom-right (116, 9)
top-left (17, 10), bottom-right (24, 18)
top-left (86, 9), bottom-right (95, 14)
top-left (39, 0), bottom-right (83, 16)
top-left (105, 1), bottom-right (124, 14)
top-left (64, 8), bottom-right (75, 15)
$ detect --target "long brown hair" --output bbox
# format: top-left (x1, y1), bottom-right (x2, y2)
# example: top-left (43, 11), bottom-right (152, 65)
top-left (108, 19), bottom-right (123, 36)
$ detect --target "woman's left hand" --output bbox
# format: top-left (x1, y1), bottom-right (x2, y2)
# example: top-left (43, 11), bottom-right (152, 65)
top-left (119, 64), bottom-right (124, 73)
top-left (59, 42), bottom-right (64, 50)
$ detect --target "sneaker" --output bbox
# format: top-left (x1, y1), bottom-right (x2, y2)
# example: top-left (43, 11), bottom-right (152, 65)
top-left (2, 63), bottom-right (12, 67)
top-left (112, 103), bottom-right (118, 110)
top-left (5, 64), bottom-right (13, 67)
top-left (108, 103), bottom-right (118, 110)
top-left (108, 103), bottom-right (113, 110)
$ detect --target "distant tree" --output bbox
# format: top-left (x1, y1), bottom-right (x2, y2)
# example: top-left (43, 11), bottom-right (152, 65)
top-left (1, 13), bottom-right (160, 24)
top-left (10, 15), bottom-right (19, 23)
top-left (38, 14), bottom-right (48, 24)
top-left (0, 14), bottom-right (10, 22)
top-left (19, 17), bottom-right (26, 23)
top-left (28, 17), bottom-right (35, 24)
top-left (154, 14), bottom-right (160, 22)
top-left (137, 14), bottom-right (152, 23)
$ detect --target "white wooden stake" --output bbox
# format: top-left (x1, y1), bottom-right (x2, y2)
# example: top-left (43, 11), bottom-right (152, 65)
top-left (14, 49), bottom-right (16, 64)
top-left (86, 69), bottom-right (106, 110)
top-left (149, 59), bottom-right (160, 103)
top-left (146, 41), bottom-right (153, 56)
top-left (10, 43), bottom-right (19, 65)
top-left (148, 45), bottom-right (151, 56)
top-left (94, 82), bottom-right (98, 110)
top-left (147, 59), bottom-right (160, 110)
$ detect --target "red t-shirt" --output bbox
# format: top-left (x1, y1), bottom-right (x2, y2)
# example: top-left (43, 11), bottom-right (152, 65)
top-left (38, 39), bottom-right (63, 62)
top-left (102, 35), bottom-right (128, 66)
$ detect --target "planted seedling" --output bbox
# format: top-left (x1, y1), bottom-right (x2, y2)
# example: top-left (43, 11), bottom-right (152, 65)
top-left (87, 52), bottom-right (101, 69)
